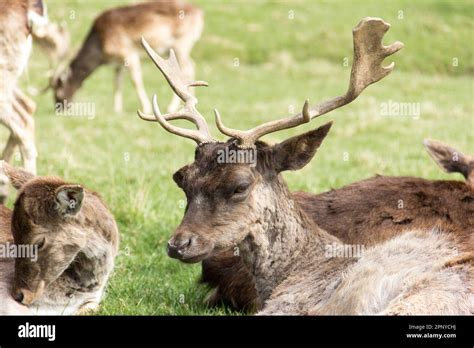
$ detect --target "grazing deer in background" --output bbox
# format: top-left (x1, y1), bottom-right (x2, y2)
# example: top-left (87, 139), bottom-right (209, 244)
top-left (201, 140), bottom-right (474, 311)
top-left (0, 162), bottom-right (119, 315)
top-left (52, 0), bottom-right (204, 114)
top-left (139, 18), bottom-right (473, 314)
top-left (0, 0), bottom-right (46, 202)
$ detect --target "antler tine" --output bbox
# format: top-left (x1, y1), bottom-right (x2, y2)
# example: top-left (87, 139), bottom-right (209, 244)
top-left (138, 37), bottom-right (214, 144)
top-left (216, 17), bottom-right (403, 148)
top-left (215, 100), bottom-right (311, 149)
top-left (146, 95), bottom-right (212, 144)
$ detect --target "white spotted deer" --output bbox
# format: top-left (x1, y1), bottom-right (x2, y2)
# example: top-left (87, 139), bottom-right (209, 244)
top-left (0, 162), bottom-right (119, 315)
top-left (52, 0), bottom-right (203, 114)
top-left (139, 18), bottom-right (473, 314)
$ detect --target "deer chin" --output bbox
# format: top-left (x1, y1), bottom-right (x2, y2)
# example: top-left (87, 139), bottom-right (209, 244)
top-left (170, 243), bottom-right (215, 264)
top-left (179, 251), bottom-right (213, 264)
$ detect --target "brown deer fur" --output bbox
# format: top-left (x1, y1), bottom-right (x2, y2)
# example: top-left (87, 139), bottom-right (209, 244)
top-left (137, 16), bottom-right (471, 314)
top-left (201, 141), bottom-right (474, 312)
top-left (202, 176), bottom-right (474, 311)
top-left (166, 124), bottom-right (473, 314)
top-left (53, 0), bottom-right (203, 113)
top-left (0, 162), bottom-right (119, 315)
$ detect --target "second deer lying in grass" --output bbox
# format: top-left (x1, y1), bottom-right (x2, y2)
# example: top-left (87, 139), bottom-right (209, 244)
top-left (201, 139), bottom-right (474, 311)
top-left (0, 162), bottom-right (119, 315)
top-left (139, 17), bottom-right (472, 314)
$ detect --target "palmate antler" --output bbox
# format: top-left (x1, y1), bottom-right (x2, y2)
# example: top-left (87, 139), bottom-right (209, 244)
top-left (139, 17), bottom-right (403, 148)
top-left (138, 38), bottom-right (214, 144)
top-left (216, 17), bottom-right (404, 148)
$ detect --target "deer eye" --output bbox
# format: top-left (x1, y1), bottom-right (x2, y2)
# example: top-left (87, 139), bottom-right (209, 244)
top-left (36, 237), bottom-right (46, 250)
top-left (233, 182), bottom-right (251, 195)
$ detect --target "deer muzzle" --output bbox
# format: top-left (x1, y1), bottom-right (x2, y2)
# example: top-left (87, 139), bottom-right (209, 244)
top-left (167, 231), bottom-right (215, 263)
top-left (11, 280), bottom-right (45, 305)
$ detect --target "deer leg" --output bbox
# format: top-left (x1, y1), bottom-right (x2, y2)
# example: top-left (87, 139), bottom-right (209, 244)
top-left (0, 94), bottom-right (35, 202)
top-left (0, 135), bottom-right (19, 203)
top-left (1, 134), bottom-right (19, 163)
top-left (14, 87), bottom-right (36, 115)
top-left (4, 112), bottom-right (37, 175)
top-left (113, 65), bottom-right (124, 113)
top-left (16, 132), bottom-right (36, 175)
top-left (126, 55), bottom-right (151, 114)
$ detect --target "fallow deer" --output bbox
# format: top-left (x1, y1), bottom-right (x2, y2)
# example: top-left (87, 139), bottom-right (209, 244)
top-left (201, 140), bottom-right (474, 311)
top-left (0, 162), bottom-right (119, 315)
top-left (53, 0), bottom-right (203, 114)
top-left (139, 18), bottom-right (473, 314)
top-left (0, 0), bottom-right (40, 197)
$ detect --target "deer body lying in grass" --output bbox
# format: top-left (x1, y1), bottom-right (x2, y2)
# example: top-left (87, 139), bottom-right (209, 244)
top-left (0, 163), bottom-right (119, 315)
top-left (201, 139), bottom-right (474, 311)
top-left (53, 0), bottom-right (203, 114)
top-left (139, 17), bottom-right (473, 314)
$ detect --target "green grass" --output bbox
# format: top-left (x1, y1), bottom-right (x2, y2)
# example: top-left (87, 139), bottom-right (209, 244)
top-left (11, 0), bottom-right (474, 314)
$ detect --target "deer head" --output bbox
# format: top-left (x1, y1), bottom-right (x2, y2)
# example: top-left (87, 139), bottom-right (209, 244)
top-left (138, 18), bottom-right (403, 262)
top-left (1, 162), bottom-right (87, 305)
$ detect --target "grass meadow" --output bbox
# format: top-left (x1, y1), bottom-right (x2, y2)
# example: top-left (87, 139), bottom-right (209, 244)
top-left (11, 0), bottom-right (473, 314)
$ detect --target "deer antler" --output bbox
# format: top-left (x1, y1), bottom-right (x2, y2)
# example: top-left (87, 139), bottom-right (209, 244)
top-left (216, 17), bottom-right (404, 148)
top-left (138, 37), bottom-right (215, 145)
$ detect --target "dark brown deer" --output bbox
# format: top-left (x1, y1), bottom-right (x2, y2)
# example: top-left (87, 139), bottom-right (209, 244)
top-left (52, 0), bottom-right (203, 113)
top-left (139, 17), bottom-right (473, 314)
top-left (0, 162), bottom-right (119, 315)
top-left (201, 140), bottom-right (474, 311)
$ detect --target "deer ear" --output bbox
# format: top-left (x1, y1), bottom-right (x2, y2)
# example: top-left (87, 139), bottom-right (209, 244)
top-left (424, 139), bottom-right (473, 180)
top-left (0, 161), bottom-right (35, 189)
top-left (270, 122), bottom-right (333, 173)
top-left (55, 185), bottom-right (84, 216)
top-left (173, 165), bottom-right (190, 188)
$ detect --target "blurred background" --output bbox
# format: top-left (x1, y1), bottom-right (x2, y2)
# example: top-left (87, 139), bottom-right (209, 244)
top-left (10, 0), bottom-right (473, 314)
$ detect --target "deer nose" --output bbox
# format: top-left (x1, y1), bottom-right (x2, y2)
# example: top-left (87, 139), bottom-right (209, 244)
top-left (167, 236), bottom-right (193, 258)
top-left (12, 289), bottom-right (24, 303)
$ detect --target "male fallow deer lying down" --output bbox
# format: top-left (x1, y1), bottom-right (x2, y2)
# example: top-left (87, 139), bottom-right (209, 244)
top-left (201, 139), bottom-right (474, 311)
top-left (53, 0), bottom-right (203, 114)
top-left (139, 18), bottom-right (473, 314)
top-left (0, 162), bottom-right (119, 315)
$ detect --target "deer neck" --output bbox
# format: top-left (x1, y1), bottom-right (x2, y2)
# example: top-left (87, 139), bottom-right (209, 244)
top-left (48, 212), bottom-right (118, 300)
top-left (67, 232), bottom-right (115, 291)
top-left (238, 177), bottom-right (340, 302)
top-left (65, 31), bottom-right (104, 98)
